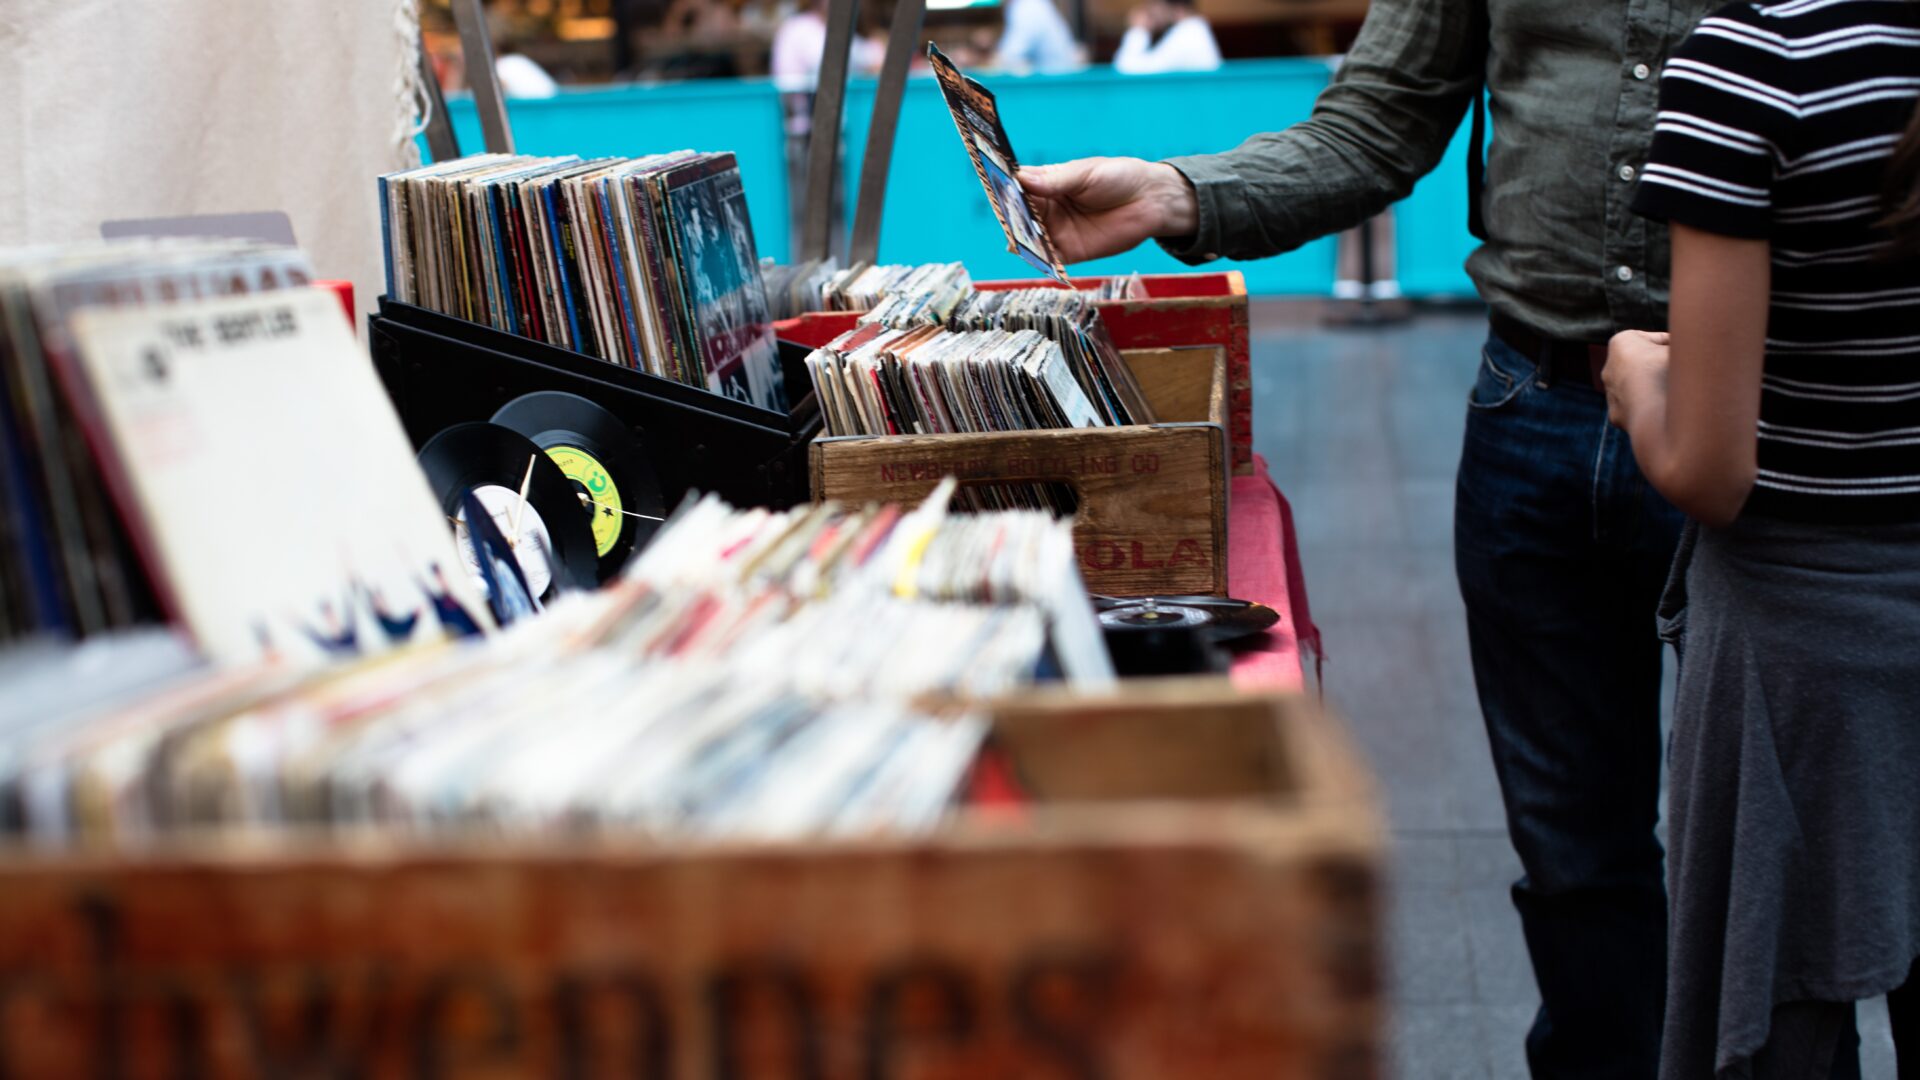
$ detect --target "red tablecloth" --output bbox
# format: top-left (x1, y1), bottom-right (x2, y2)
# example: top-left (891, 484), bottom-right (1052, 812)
top-left (1227, 455), bottom-right (1319, 692)
top-left (966, 455), bottom-right (1317, 807)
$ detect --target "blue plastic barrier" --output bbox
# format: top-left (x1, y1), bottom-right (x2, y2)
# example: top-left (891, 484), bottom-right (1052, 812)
top-left (442, 60), bottom-right (1479, 298)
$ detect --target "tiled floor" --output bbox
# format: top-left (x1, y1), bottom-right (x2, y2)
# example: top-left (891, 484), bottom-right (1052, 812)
top-left (1246, 305), bottom-right (1897, 1079)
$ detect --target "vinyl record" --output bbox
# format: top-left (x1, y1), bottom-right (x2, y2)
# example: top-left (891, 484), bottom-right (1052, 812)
top-left (492, 391), bottom-right (664, 583)
top-left (417, 422), bottom-right (598, 597)
top-left (1093, 595), bottom-right (1279, 644)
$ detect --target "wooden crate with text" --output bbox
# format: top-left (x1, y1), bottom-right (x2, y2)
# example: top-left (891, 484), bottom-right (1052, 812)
top-left (775, 270), bottom-right (1254, 475)
top-left (0, 682), bottom-right (1382, 1079)
top-left (810, 345), bottom-right (1229, 597)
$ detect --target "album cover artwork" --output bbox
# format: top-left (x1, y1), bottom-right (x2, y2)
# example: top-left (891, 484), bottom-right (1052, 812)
top-left (661, 156), bottom-right (786, 413)
top-left (63, 289), bottom-right (489, 665)
top-left (926, 44), bottom-right (1071, 286)
top-left (379, 152), bottom-right (789, 416)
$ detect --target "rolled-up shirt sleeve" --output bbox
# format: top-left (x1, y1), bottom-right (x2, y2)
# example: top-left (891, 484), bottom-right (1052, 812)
top-left (1157, 0), bottom-right (1487, 263)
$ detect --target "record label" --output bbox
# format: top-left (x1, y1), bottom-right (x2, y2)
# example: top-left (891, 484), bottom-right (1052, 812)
top-left (453, 484), bottom-right (555, 598)
top-left (491, 391), bottom-right (666, 583)
top-left (546, 444), bottom-right (623, 558)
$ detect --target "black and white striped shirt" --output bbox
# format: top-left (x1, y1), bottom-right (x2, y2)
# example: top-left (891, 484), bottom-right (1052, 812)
top-left (1633, 0), bottom-right (1920, 522)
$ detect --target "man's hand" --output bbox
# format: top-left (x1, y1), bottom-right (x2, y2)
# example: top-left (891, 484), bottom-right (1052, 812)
top-left (1602, 330), bottom-right (1670, 429)
top-left (1018, 157), bottom-right (1200, 264)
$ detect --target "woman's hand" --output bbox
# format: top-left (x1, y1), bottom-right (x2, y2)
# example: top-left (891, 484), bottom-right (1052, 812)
top-left (1017, 158), bottom-right (1199, 264)
top-left (1603, 330), bottom-right (1671, 429)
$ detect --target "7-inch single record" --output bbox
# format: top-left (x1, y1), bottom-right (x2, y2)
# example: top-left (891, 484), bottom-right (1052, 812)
top-left (417, 422), bottom-right (598, 597)
top-left (492, 391), bottom-right (664, 583)
top-left (1092, 594), bottom-right (1279, 644)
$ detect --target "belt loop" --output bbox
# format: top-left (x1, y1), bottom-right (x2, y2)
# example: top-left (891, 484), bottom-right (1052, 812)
top-left (1534, 358), bottom-right (1552, 391)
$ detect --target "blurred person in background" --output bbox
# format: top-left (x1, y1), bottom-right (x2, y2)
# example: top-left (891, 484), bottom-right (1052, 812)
top-left (657, 0), bottom-right (746, 77)
top-left (994, 0), bottom-right (1080, 73)
top-left (771, 0), bottom-right (882, 251)
top-left (771, 0), bottom-right (882, 114)
top-left (422, 1), bottom-right (562, 97)
top-left (1112, 0), bottom-right (1219, 75)
top-left (495, 39), bottom-right (561, 97)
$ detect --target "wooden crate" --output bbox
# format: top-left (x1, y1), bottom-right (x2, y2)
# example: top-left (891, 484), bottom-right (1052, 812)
top-left (810, 345), bottom-right (1229, 597)
top-left (774, 271), bottom-right (1254, 475)
top-left (0, 681), bottom-right (1382, 1079)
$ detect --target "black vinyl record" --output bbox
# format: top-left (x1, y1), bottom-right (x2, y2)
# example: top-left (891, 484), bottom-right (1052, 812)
top-left (492, 391), bottom-right (664, 583)
top-left (1093, 595), bottom-right (1280, 644)
top-left (417, 422), bottom-right (599, 597)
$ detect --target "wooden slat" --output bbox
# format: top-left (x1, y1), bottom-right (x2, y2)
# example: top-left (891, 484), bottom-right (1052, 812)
top-left (1124, 345), bottom-right (1221, 425)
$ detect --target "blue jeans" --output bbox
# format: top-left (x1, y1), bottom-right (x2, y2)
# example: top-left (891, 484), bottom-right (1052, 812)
top-left (1454, 330), bottom-right (1683, 1078)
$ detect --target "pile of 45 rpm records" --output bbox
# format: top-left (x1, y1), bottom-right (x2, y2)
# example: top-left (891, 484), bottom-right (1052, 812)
top-left (0, 479), bottom-right (1114, 846)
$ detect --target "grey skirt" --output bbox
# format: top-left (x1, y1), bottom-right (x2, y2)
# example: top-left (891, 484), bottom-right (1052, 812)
top-left (1659, 515), bottom-right (1920, 1079)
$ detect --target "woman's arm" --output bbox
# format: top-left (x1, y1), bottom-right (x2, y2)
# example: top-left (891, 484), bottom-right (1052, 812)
top-left (1604, 223), bottom-right (1770, 527)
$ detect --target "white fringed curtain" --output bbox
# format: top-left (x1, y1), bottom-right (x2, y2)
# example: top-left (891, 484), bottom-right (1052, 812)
top-left (0, 0), bottom-right (427, 322)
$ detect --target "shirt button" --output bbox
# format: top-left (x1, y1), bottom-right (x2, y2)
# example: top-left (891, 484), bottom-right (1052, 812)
top-left (1633, 63), bottom-right (1652, 80)
top-left (1616, 264), bottom-right (1635, 282)
top-left (1618, 164), bottom-right (1637, 182)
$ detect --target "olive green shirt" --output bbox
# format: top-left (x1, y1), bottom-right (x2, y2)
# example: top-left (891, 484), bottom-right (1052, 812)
top-left (1161, 0), bottom-right (1722, 342)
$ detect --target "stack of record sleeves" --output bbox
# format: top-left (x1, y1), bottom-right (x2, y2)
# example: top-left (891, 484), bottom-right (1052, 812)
top-left (760, 261), bottom-right (974, 321)
top-left (760, 257), bottom-right (841, 320)
top-left (759, 261), bottom-right (1143, 323)
top-left (379, 152), bottom-right (787, 413)
top-left (856, 264), bottom-right (975, 329)
top-left (0, 479), bottom-right (1112, 847)
top-left (831, 262), bottom-right (970, 317)
top-left (806, 285), bottom-right (1155, 439)
top-left (0, 240), bottom-right (316, 647)
top-left (946, 287), bottom-right (1153, 425)
top-left (807, 324), bottom-right (1106, 438)
top-left (1089, 273), bottom-right (1150, 301)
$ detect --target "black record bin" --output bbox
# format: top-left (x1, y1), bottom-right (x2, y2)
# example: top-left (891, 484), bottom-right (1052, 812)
top-left (369, 298), bottom-right (820, 510)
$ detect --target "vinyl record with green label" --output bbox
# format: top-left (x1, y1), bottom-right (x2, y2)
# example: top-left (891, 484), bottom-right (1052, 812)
top-left (492, 392), bottom-right (664, 583)
top-left (416, 422), bottom-right (599, 598)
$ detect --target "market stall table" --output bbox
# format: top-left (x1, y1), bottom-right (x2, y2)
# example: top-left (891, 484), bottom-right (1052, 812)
top-left (1227, 454), bottom-right (1319, 692)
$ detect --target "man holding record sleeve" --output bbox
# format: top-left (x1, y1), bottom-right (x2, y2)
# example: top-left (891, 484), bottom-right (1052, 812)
top-left (1020, 1), bottom-right (1723, 1074)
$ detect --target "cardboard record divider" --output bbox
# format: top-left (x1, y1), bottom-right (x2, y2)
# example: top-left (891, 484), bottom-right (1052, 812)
top-left (416, 421), bottom-right (600, 597)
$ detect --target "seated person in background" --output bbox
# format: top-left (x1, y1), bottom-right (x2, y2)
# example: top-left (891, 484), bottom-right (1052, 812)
top-left (995, 0), bottom-right (1082, 73)
top-left (1112, 0), bottom-right (1220, 74)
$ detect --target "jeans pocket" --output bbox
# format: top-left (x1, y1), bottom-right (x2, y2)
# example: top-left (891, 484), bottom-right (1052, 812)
top-left (1468, 344), bottom-right (1533, 411)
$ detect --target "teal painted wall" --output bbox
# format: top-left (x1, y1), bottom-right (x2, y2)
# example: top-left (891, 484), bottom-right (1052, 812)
top-left (441, 60), bottom-right (1480, 298)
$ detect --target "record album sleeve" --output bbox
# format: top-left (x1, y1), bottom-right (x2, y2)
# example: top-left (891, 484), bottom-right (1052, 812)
top-left (63, 289), bottom-right (491, 665)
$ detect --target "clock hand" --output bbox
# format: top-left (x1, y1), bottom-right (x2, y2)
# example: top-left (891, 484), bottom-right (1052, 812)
top-left (507, 454), bottom-right (536, 549)
top-left (576, 492), bottom-right (665, 521)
